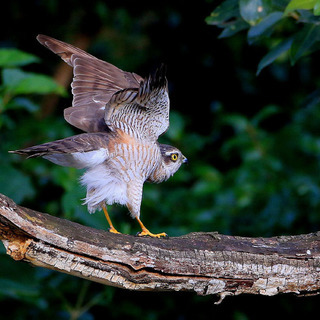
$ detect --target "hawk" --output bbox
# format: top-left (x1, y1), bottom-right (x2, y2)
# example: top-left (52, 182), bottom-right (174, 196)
top-left (10, 35), bottom-right (187, 238)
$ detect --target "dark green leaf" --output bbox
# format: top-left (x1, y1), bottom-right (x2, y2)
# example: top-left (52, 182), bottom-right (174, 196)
top-left (0, 49), bottom-right (40, 67)
top-left (239, 0), bottom-right (273, 25)
top-left (206, 0), bottom-right (239, 25)
top-left (257, 37), bottom-right (293, 74)
top-left (219, 19), bottom-right (250, 38)
top-left (2, 68), bottom-right (28, 88)
top-left (299, 8), bottom-right (320, 22)
top-left (8, 97), bottom-right (40, 112)
top-left (248, 11), bottom-right (283, 42)
top-left (290, 24), bottom-right (320, 64)
top-left (13, 73), bottom-right (66, 95)
top-left (251, 105), bottom-right (279, 125)
top-left (222, 114), bottom-right (249, 132)
top-left (0, 163), bottom-right (35, 203)
top-left (165, 111), bottom-right (186, 140)
top-left (2, 68), bottom-right (66, 96)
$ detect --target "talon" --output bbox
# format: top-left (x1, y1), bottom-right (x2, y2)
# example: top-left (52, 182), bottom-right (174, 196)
top-left (135, 217), bottom-right (168, 238)
top-left (137, 229), bottom-right (168, 238)
top-left (136, 217), bottom-right (169, 238)
top-left (108, 227), bottom-right (121, 234)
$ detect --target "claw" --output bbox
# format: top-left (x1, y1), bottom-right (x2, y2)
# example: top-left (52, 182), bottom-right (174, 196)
top-left (135, 216), bottom-right (168, 238)
top-left (136, 229), bottom-right (168, 238)
top-left (108, 227), bottom-right (121, 234)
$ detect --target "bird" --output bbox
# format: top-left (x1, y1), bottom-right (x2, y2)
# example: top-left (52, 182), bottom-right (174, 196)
top-left (10, 35), bottom-right (187, 238)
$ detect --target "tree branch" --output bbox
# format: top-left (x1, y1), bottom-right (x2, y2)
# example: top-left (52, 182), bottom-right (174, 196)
top-left (1, 193), bottom-right (320, 302)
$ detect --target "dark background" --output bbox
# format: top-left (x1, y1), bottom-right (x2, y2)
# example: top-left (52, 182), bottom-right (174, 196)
top-left (1, 0), bottom-right (320, 319)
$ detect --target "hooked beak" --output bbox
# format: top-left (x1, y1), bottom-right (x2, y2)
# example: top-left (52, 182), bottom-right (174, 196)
top-left (182, 155), bottom-right (188, 164)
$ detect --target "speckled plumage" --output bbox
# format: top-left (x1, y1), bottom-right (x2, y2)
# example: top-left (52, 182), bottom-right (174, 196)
top-left (10, 35), bottom-right (187, 230)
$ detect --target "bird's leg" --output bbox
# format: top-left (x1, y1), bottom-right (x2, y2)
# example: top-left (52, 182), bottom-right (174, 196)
top-left (136, 217), bottom-right (168, 238)
top-left (102, 205), bottom-right (120, 234)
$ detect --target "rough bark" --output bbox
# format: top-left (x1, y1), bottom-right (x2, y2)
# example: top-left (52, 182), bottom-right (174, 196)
top-left (0, 193), bottom-right (320, 302)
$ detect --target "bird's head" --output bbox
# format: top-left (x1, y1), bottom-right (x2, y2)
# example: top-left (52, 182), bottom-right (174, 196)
top-left (159, 144), bottom-right (187, 179)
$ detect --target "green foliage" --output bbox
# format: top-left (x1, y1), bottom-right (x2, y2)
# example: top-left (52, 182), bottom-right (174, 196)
top-left (2, 1), bottom-right (320, 318)
top-left (206, 0), bottom-right (320, 73)
top-left (0, 49), bottom-right (40, 67)
top-left (0, 48), bottom-right (66, 205)
top-left (285, 0), bottom-right (320, 15)
top-left (0, 49), bottom-right (66, 121)
top-left (214, 104), bottom-right (320, 235)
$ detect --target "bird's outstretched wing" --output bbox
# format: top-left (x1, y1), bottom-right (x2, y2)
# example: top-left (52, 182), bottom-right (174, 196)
top-left (37, 34), bottom-right (143, 133)
top-left (10, 133), bottom-right (114, 169)
top-left (104, 64), bottom-right (170, 142)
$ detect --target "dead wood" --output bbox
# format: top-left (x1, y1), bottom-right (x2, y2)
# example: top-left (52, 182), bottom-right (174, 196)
top-left (1, 192), bottom-right (320, 302)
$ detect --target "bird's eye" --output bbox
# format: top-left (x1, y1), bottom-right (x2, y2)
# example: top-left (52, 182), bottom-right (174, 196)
top-left (171, 153), bottom-right (178, 162)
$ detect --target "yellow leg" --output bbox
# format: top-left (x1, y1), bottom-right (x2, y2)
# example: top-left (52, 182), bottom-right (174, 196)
top-left (102, 205), bottom-right (120, 234)
top-left (136, 217), bottom-right (168, 238)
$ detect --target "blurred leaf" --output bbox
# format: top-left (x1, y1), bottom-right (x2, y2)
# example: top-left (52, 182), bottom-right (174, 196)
top-left (0, 278), bottom-right (39, 303)
top-left (193, 165), bottom-right (222, 195)
top-left (219, 19), bottom-right (250, 38)
top-left (0, 49), bottom-right (40, 67)
top-left (7, 97), bottom-right (39, 112)
top-left (2, 68), bottom-right (27, 87)
top-left (247, 11), bottom-right (283, 42)
top-left (206, 0), bottom-right (250, 38)
top-left (0, 253), bottom-right (46, 308)
top-left (0, 163), bottom-right (35, 203)
top-left (251, 105), bottom-right (279, 125)
top-left (165, 111), bottom-right (185, 141)
top-left (222, 114), bottom-right (249, 132)
top-left (239, 0), bottom-right (272, 25)
top-left (257, 37), bottom-right (293, 74)
top-left (206, 0), bottom-right (239, 25)
top-left (314, 0), bottom-right (320, 14)
top-left (208, 0), bottom-right (320, 70)
top-left (290, 24), bottom-right (320, 64)
top-left (298, 7), bottom-right (320, 21)
top-left (62, 184), bottom-right (86, 220)
top-left (13, 73), bottom-right (66, 95)
top-left (234, 310), bottom-right (250, 320)
top-left (2, 68), bottom-right (66, 96)
top-left (285, 0), bottom-right (316, 14)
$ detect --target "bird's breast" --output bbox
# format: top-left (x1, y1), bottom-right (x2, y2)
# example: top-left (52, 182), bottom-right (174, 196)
top-left (110, 140), bottom-right (161, 183)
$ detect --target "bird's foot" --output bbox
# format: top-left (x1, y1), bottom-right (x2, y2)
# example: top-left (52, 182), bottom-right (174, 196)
top-left (108, 227), bottom-right (121, 234)
top-left (137, 228), bottom-right (168, 238)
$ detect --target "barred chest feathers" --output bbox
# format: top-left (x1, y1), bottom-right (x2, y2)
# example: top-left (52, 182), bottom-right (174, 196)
top-left (81, 141), bottom-right (163, 214)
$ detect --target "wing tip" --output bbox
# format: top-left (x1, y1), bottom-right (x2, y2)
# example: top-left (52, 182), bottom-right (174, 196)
top-left (151, 63), bottom-right (167, 89)
top-left (8, 149), bottom-right (39, 158)
top-left (8, 149), bottom-right (25, 155)
top-left (36, 34), bottom-right (47, 44)
top-left (138, 64), bottom-right (168, 97)
top-left (36, 34), bottom-right (55, 48)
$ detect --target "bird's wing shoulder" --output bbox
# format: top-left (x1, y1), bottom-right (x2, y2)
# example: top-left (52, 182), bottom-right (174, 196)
top-left (104, 65), bottom-right (170, 142)
top-left (37, 34), bottom-right (143, 133)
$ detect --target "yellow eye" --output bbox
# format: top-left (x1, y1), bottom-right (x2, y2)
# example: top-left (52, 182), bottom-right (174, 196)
top-left (171, 153), bottom-right (178, 161)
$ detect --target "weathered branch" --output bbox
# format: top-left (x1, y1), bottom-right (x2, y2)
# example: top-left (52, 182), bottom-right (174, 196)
top-left (1, 193), bottom-right (320, 302)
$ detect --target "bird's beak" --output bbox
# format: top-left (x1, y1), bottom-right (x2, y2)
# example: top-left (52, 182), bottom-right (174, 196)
top-left (182, 156), bottom-right (188, 164)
